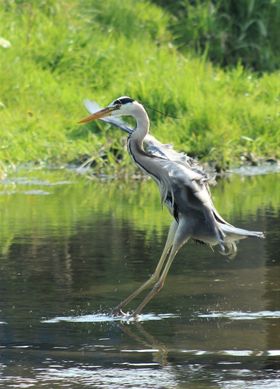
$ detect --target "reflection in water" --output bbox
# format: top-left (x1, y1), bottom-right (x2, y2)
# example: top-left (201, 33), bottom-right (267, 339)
top-left (0, 169), bottom-right (280, 388)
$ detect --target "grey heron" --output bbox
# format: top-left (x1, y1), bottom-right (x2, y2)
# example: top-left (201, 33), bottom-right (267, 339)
top-left (79, 96), bottom-right (264, 316)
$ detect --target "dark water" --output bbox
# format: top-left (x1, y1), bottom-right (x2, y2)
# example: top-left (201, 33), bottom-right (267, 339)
top-left (0, 168), bottom-right (280, 388)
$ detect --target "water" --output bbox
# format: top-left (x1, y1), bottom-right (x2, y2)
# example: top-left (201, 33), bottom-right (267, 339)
top-left (0, 168), bottom-right (280, 388)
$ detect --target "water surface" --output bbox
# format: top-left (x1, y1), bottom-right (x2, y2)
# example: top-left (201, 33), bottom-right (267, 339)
top-left (0, 168), bottom-right (279, 388)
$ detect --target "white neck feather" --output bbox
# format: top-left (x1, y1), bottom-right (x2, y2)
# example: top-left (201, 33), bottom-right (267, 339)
top-left (129, 103), bottom-right (150, 147)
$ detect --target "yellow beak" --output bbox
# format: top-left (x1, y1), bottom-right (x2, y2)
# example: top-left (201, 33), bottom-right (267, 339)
top-left (78, 106), bottom-right (116, 124)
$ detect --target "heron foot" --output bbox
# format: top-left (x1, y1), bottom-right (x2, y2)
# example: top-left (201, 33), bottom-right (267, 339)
top-left (112, 307), bottom-right (127, 317)
top-left (112, 307), bottom-right (141, 321)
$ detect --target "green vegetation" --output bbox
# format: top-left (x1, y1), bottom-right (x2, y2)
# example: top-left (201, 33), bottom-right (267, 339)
top-left (153, 0), bottom-right (280, 72)
top-left (0, 0), bottom-right (280, 174)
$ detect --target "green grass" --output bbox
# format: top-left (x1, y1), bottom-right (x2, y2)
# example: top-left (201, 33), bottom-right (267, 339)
top-left (0, 0), bottom-right (280, 174)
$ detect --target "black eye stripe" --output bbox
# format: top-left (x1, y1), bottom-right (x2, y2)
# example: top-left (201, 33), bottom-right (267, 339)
top-left (113, 97), bottom-right (134, 105)
top-left (120, 97), bottom-right (134, 104)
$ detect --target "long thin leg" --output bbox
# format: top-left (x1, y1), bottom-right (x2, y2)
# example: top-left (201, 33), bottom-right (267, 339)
top-left (133, 220), bottom-right (190, 316)
top-left (113, 220), bottom-right (178, 314)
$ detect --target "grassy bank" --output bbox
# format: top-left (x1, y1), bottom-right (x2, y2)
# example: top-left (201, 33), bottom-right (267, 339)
top-left (0, 0), bottom-right (280, 174)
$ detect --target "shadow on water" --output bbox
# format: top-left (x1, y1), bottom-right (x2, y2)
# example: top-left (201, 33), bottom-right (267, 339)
top-left (0, 168), bottom-right (280, 388)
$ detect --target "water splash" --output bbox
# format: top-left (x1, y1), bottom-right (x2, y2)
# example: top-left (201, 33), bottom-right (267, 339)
top-left (41, 312), bottom-right (179, 324)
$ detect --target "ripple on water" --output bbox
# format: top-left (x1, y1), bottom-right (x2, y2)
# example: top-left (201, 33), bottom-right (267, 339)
top-left (197, 310), bottom-right (280, 320)
top-left (35, 365), bottom-right (177, 389)
top-left (2, 177), bottom-right (73, 186)
top-left (231, 163), bottom-right (280, 176)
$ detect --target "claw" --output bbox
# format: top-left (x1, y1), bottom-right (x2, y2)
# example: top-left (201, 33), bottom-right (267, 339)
top-left (112, 308), bottom-right (127, 317)
top-left (112, 307), bottom-right (140, 322)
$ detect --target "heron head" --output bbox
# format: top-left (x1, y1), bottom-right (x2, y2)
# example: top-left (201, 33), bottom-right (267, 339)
top-left (79, 96), bottom-right (136, 124)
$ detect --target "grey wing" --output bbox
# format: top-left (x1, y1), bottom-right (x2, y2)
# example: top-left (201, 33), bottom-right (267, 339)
top-left (165, 161), bottom-right (263, 254)
top-left (160, 161), bottom-right (226, 248)
top-left (143, 134), bottom-right (194, 168)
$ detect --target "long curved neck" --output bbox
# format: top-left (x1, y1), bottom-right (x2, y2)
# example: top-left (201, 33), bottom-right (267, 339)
top-left (129, 104), bottom-right (150, 148)
top-left (127, 105), bottom-right (163, 181)
top-left (126, 103), bottom-right (171, 209)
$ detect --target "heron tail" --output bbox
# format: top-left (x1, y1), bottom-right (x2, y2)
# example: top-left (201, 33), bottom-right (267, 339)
top-left (217, 225), bottom-right (264, 259)
top-left (220, 224), bottom-right (265, 240)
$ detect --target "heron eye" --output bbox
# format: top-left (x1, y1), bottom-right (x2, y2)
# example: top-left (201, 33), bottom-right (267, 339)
top-left (113, 99), bottom-right (122, 105)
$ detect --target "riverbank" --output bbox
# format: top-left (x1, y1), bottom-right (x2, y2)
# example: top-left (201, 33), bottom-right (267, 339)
top-left (1, 0), bottom-right (279, 174)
